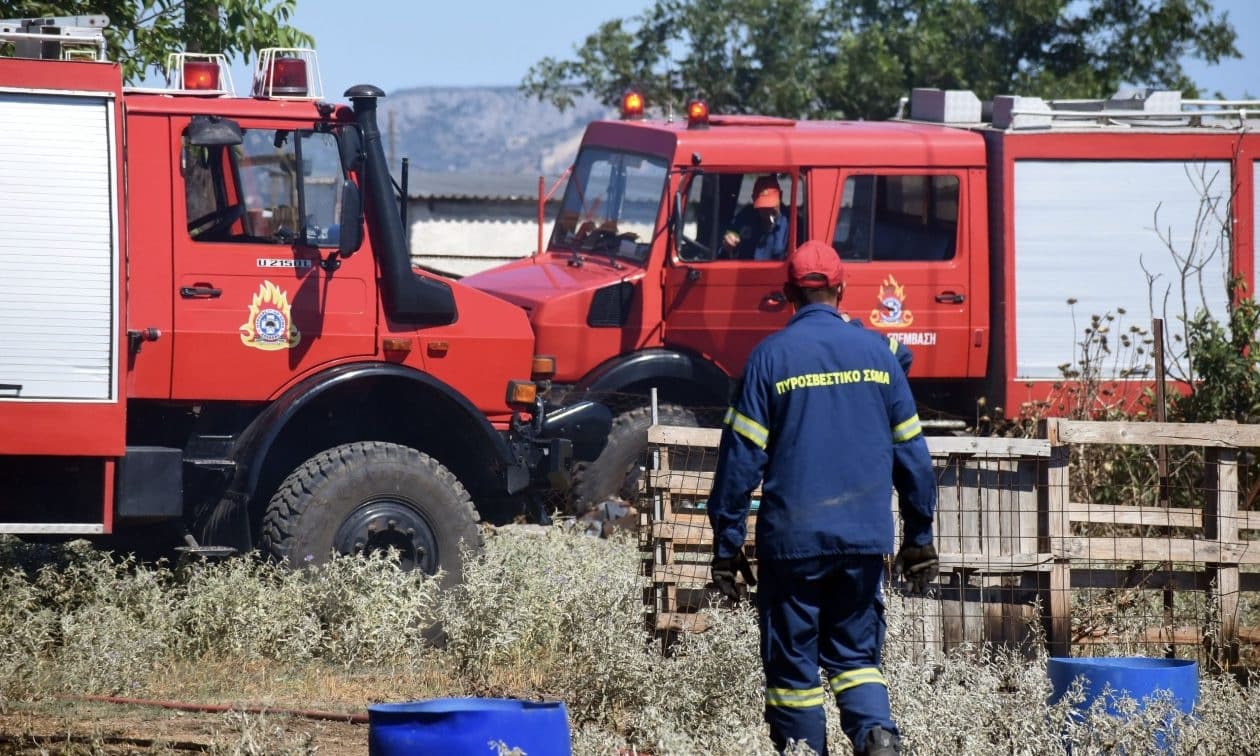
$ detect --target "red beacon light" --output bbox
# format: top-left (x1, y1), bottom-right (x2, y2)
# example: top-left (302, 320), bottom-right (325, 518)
top-left (263, 56), bottom-right (307, 96)
top-left (183, 60), bottom-right (220, 90)
top-left (164, 53), bottom-right (234, 95)
top-left (252, 48), bottom-right (324, 100)
top-left (686, 99), bottom-right (710, 129)
top-left (621, 90), bottom-right (645, 120)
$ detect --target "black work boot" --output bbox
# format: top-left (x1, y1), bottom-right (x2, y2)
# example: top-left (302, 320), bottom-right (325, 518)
top-left (859, 726), bottom-right (899, 756)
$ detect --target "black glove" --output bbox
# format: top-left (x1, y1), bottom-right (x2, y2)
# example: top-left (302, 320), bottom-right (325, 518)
top-left (894, 541), bottom-right (938, 594)
top-left (711, 548), bottom-right (757, 602)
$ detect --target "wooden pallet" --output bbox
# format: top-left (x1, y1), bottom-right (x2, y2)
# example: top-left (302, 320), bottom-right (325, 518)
top-left (640, 426), bottom-right (757, 638)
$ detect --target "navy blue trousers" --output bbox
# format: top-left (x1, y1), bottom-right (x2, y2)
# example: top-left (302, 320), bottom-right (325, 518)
top-left (757, 554), bottom-right (895, 755)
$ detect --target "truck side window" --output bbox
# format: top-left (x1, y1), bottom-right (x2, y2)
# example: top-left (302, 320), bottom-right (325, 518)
top-left (183, 128), bottom-right (345, 247)
top-left (834, 174), bottom-right (958, 262)
top-left (679, 172), bottom-right (804, 263)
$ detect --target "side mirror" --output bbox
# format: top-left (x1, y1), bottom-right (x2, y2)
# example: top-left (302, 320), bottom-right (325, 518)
top-left (188, 115), bottom-right (242, 147)
top-left (337, 179), bottom-right (364, 256)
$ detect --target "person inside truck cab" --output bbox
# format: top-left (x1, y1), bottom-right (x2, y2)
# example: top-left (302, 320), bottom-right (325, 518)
top-left (720, 175), bottom-right (788, 261)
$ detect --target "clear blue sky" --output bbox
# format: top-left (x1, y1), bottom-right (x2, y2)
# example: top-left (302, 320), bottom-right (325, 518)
top-left (265, 0), bottom-right (1255, 100)
top-left (285, 0), bottom-right (650, 97)
top-left (1179, 0), bottom-right (1258, 100)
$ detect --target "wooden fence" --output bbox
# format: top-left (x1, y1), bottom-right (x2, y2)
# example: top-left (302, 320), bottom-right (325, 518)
top-left (641, 419), bottom-right (1260, 667)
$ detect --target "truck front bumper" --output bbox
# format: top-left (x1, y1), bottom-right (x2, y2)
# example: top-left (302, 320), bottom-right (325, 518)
top-left (509, 398), bottom-right (611, 492)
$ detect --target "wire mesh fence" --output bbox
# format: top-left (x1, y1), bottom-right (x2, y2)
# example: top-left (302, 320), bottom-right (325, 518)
top-left (638, 418), bottom-right (1260, 671)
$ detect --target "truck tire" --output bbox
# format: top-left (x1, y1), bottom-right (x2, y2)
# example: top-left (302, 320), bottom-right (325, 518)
top-left (260, 442), bottom-right (481, 587)
top-left (571, 403), bottom-right (699, 513)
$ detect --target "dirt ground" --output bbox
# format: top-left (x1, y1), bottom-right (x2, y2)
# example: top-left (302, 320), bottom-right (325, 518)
top-left (0, 699), bottom-right (368, 754)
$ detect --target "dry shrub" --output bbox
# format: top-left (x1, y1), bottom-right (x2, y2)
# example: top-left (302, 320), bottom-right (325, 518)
top-left (175, 555), bottom-right (323, 662)
top-left (0, 539), bottom-right (442, 699)
top-left (441, 526), bottom-right (777, 753)
top-left (2, 530), bottom-right (1260, 754)
top-left (438, 526), bottom-right (647, 696)
top-left (177, 550), bottom-right (440, 668)
top-left (883, 590), bottom-right (1260, 756)
top-left (302, 551), bottom-right (442, 669)
top-left (0, 566), bottom-right (56, 697)
top-left (1175, 673), bottom-right (1260, 751)
top-left (617, 602), bottom-right (776, 754)
top-left (207, 710), bottom-right (317, 755)
top-left (37, 552), bottom-right (176, 694)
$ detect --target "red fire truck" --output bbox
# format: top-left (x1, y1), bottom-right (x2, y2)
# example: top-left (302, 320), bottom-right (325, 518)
top-left (462, 88), bottom-right (1259, 507)
top-left (0, 17), bottom-right (609, 582)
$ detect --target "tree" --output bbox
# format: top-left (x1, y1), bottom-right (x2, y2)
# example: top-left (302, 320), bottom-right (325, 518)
top-left (2, 1), bottom-right (312, 83)
top-left (523, 0), bottom-right (1240, 121)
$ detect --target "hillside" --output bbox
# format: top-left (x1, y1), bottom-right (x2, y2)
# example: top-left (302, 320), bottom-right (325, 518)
top-left (378, 86), bottom-right (613, 176)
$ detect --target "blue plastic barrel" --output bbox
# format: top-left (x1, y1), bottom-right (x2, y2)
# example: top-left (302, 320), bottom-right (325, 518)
top-left (368, 698), bottom-right (571, 756)
top-left (1048, 657), bottom-right (1197, 752)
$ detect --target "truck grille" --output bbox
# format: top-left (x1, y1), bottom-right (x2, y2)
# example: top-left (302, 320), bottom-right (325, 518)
top-left (587, 282), bottom-right (635, 327)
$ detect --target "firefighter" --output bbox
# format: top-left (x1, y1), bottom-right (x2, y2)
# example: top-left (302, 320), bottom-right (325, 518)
top-left (721, 174), bottom-right (789, 260)
top-left (706, 240), bottom-right (938, 756)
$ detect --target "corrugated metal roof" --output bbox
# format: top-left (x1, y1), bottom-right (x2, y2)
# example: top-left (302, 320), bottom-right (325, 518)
top-left (407, 172), bottom-right (566, 201)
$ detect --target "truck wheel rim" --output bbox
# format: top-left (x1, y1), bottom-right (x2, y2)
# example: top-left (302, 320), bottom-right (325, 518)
top-left (333, 498), bottom-right (438, 574)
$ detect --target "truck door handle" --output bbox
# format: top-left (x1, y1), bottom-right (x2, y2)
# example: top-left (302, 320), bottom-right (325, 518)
top-left (180, 284), bottom-right (223, 299)
top-left (764, 291), bottom-right (786, 305)
top-left (935, 291), bottom-right (965, 304)
top-left (0, 383), bottom-right (21, 396)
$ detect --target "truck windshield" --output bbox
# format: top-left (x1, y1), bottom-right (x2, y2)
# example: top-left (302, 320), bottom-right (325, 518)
top-left (550, 147), bottom-right (667, 264)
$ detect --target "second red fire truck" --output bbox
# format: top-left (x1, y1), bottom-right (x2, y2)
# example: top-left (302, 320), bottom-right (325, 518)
top-left (462, 88), bottom-right (1259, 508)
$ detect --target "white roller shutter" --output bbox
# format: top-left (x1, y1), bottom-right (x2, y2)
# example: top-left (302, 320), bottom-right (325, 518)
top-left (1014, 160), bottom-right (1232, 381)
top-left (0, 92), bottom-right (118, 400)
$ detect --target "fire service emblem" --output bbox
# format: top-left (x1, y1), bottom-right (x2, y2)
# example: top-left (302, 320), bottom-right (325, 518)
top-left (870, 276), bottom-right (914, 328)
top-left (240, 280), bottom-right (301, 350)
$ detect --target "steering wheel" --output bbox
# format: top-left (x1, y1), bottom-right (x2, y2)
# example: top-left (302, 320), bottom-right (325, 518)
top-left (581, 229), bottom-right (642, 254)
top-left (188, 204), bottom-right (245, 239)
top-left (578, 227), bottom-right (618, 251)
top-left (678, 236), bottom-right (713, 262)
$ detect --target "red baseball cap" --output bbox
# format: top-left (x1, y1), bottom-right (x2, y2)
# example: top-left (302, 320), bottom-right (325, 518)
top-left (787, 240), bottom-right (845, 289)
top-left (752, 175), bottom-right (781, 209)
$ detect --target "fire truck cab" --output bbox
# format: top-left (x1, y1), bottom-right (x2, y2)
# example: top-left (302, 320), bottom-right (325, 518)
top-left (0, 17), bottom-right (609, 581)
top-left (462, 89), bottom-right (1259, 509)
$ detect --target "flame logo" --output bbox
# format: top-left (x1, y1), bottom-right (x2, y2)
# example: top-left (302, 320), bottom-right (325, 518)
top-left (869, 275), bottom-right (913, 328)
top-left (239, 280), bottom-right (301, 350)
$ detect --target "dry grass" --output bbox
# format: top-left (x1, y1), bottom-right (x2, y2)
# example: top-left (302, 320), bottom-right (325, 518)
top-left (0, 530), bottom-right (1258, 755)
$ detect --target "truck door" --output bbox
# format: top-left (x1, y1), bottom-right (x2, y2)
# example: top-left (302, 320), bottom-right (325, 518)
top-left (170, 119), bottom-right (376, 400)
top-left (663, 172), bottom-right (800, 374)
top-left (829, 170), bottom-right (973, 377)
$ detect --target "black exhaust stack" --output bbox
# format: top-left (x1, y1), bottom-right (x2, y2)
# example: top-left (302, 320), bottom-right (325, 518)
top-left (347, 85), bottom-right (456, 324)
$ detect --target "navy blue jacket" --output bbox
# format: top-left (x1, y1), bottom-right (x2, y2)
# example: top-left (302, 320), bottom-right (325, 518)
top-left (708, 303), bottom-right (936, 560)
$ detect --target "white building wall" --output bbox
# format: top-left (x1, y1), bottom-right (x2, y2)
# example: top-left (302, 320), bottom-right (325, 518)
top-left (407, 198), bottom-right (547, 278)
